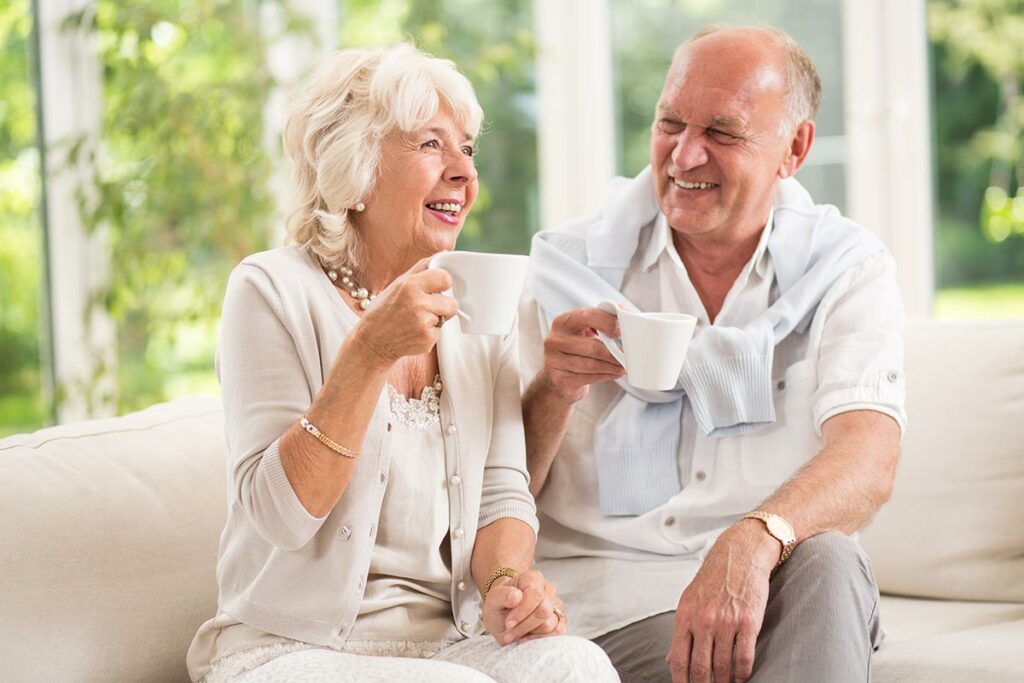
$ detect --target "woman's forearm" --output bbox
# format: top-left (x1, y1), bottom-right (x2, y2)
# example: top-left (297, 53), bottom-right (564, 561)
top-left (470, 518), bottom-right (536, 594)
top-left (278, 329), bottom-right (392, 517)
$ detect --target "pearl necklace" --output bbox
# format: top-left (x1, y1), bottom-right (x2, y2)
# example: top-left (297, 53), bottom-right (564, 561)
top-left (326, 265), bottom-right (376, 310)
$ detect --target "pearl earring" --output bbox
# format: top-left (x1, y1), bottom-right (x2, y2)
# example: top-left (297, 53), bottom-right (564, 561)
top-left (354, 202), bottom-right (366, 212)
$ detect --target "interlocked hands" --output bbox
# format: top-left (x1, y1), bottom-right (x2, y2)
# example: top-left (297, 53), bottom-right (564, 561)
top-left (481, 569), bottom-right (567, 646)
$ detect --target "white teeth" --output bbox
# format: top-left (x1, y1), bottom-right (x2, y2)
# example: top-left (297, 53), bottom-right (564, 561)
top-left (673, 179), bottom-right (717, 190)
top-left (427, 201), bottom-right (462, 213)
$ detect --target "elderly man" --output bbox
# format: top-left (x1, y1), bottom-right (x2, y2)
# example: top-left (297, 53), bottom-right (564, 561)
top-left (519, 25), bottom-right (905, 683)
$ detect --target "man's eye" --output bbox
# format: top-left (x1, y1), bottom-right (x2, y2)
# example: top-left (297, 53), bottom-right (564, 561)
top-left (658, 119), bottom-right (684, 133)
top-left (709, 129), bottom-right (741, 143)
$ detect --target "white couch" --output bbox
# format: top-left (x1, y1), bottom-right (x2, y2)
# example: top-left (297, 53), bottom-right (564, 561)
top-left (1, 320), bottom-right (1022, 682)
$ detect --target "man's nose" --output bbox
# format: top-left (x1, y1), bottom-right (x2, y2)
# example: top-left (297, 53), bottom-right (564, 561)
top-left (671, 128), bottom-right (708, 170)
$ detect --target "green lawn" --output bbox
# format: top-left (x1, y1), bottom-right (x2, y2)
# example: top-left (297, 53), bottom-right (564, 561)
top-left (934, 282), bottom-right (1024, 320)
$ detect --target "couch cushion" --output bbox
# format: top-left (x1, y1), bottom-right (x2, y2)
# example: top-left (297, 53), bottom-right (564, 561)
top-left (859, 320), bottom-right (1024, 603)
top-left (0, 396), bottom-right (227, 683)
top-left (879, 596), bottom-right (1024, 643)
top-left (873, 618), bottom-right (1024, 683)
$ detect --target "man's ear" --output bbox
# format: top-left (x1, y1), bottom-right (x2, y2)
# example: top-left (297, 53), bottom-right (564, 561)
top-left (778, 120), bottom-right (815, 179)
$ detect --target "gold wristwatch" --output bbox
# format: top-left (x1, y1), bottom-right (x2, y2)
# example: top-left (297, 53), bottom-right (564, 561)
top-left (742, 511), bottom-right (797, 567)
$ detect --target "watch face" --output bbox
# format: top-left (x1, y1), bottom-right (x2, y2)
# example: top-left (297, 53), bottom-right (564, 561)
top-left (766, 516), bottom-right (795, 542)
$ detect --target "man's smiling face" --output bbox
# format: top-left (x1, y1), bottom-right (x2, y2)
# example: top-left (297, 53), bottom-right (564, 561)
top-left (650, 30), bottom-right (799, 243)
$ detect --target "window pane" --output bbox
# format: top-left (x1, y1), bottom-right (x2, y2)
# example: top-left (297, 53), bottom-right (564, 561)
top-left (81, 1), bottom-right (275, 412)
top-left (610, 0), bottom-right (846, 211)
top-left (340, 0), bottom-right (539, 254)
top-left (929, 2), bottom-right (1024, 319)
top-left (0, 2), bottom-right (46, 436)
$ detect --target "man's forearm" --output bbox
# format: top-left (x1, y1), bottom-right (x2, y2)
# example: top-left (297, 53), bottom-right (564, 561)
top-left (522, 371), bottom-right (578, 496)
top-left (752, 410), bottom-right (901, 545)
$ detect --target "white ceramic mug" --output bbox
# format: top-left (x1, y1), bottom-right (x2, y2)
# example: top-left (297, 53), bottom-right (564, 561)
top-left (428, 251), bottom-right (530, 335)
top-left (595, 299), bottom-right (697, 391)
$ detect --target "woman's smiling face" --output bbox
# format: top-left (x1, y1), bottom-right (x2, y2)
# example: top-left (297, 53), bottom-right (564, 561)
top-left (356, 108), bottom-right (479, 262)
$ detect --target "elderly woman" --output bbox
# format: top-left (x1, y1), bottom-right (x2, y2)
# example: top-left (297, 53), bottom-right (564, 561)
top-left (185, 45), bottom-right (617, 683)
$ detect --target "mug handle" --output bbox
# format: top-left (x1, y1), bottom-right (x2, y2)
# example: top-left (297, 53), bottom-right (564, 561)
top-left (594, 300), bottom-right (626, 369)
top-left (428, 253), bottom-right (473, 325)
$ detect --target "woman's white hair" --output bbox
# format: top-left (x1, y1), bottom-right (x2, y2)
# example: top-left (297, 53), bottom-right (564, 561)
top-left (282, 44), bottom-right (483, 268)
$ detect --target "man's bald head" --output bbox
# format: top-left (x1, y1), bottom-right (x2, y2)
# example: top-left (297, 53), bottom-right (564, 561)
top-left (672, 25), bottom-right (821, 136)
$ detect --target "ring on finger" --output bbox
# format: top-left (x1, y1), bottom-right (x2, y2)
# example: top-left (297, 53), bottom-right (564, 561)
top-left (553, 606), bottom-right (566, 620)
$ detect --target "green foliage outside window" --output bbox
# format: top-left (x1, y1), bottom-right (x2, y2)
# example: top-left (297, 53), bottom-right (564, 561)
top-left (930, 0), bottom-right (1024, 304)
top-left (61, 0), bottom-right (297, 413)
top-left (0, 2), bottom-right (45, 435)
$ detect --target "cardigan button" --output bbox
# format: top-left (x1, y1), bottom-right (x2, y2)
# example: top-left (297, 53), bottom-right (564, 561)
top-left (461, 621), bottom-right (472, 632)
top-left (447, 423), bottom-right (457, 435)
top-left (457, 580), bottom-right (466, 591)
top-left (450, 474), bottom-right (462, 487)
top-left (453, 526), bottom-right (465, 539)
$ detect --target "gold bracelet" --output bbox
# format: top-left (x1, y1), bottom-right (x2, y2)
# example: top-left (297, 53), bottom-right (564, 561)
top-left (481, 567), bottom-right (520, 601)
top-left (299, 417), bottom-right (359, 458)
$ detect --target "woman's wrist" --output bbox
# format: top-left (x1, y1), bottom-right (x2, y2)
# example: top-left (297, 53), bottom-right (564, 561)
top-left (344, 324), bottom-right (395, 373)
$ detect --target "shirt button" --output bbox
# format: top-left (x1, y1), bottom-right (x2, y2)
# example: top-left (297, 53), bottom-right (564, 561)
top-left (338, 524), bottom-right (352, 540)
top-left (453, 526), bottom-right (465, 539)
top-left (776, 379), bottom-right (786, 391)
top-left (457, 580), bottom-right (466, 591)
top-left (368, 523), bottom-right (376, 538)
top-left (695, 470), bottom-right (707, 482)
top-left (386, 422), bottom-right (392, 432)
top-left (664, 516), bottom-right (676, 527)
top-left (447, 423), bottom-right (457, 435)
top-left (379, 471), bottom-right (386, 484)
top-left (887, 371), bottom-right (899, 383)
top-left (450, 474), bottom-right (462, 487)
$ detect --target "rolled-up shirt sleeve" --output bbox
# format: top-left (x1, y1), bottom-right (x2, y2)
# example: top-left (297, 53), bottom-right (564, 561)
top-left (477, 322), bottom-right (540, 535)
top-left (811, 252), bottom-right (907, 434)
top-left (217, 264), bottom-right (327, 550)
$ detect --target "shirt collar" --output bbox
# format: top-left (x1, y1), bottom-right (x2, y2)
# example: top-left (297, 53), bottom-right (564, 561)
top-left (641, 208), bottom-right (776, 279)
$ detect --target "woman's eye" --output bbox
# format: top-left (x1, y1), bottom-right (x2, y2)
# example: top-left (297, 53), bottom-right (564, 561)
top-left (422, 139), bottom-right (441, 149)
top-left (461, 146), bottom-right (475, 157)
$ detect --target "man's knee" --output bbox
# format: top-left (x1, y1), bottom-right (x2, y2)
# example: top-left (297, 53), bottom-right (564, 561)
top-left (774, 531), bottom-right (877, 606)
top-left (788, 532), bottom-right (871, 574)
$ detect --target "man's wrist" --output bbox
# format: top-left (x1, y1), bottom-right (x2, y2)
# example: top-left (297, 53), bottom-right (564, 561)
top-left (535, 369), bottom-right (584, 406)
top-left (733, 519), bottom-right (784, 569)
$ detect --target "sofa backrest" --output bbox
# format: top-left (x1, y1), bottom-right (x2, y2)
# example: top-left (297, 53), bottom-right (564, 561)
top-left (0, 396), bottom-right (227, 683)
top-left (860, 319), bottom-right (1024, 603)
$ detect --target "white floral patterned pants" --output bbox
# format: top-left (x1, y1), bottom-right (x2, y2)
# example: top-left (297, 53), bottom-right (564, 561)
top-left (224, 635), bottom-right (619, 683)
